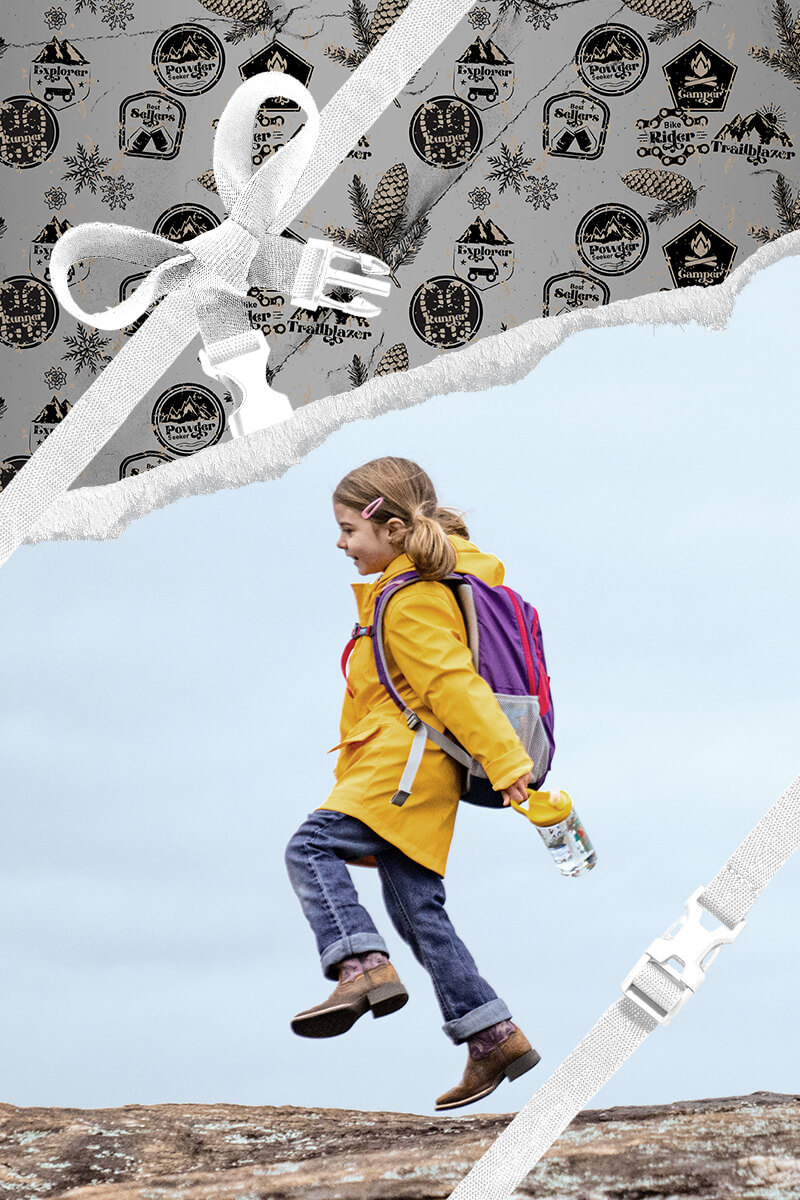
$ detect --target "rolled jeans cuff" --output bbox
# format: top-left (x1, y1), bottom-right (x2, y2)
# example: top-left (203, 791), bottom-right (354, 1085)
top-left (442, 997), bottom-right (512, 1044)
top-left (320, 931), bottom-right (390, 981)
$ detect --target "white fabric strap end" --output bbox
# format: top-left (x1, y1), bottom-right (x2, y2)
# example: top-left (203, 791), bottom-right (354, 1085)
top-left (700, 774), bottom-right (800, 927)
top-left (447, 774), bottom-right (800, 1200)
top-left (213, 72), bottom-right (316, 211)
top-left (394, 722), bottom-right (428, 804)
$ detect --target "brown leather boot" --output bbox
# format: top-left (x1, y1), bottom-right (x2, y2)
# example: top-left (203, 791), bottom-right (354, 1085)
top-left (435, 1027), bottom-right (541, 1111)
top-left (291, 961), bottom-right (409, 1039)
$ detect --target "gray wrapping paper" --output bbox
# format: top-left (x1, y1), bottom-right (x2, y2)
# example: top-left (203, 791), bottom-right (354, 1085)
top-left (1, 0), bottom-right (800, 542)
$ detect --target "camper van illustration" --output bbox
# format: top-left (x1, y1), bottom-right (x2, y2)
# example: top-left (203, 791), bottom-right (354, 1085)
top-left (467, 261), bottom-right (498, 282)
top-left (43, 78), bottom-right (75, 103)
top-left (467, 84), bottom-right (498, 104)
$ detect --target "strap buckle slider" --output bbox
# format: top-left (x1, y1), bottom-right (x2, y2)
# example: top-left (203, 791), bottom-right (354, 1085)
top-left (621, 886), bottom-right (746, 1025)
top-left (198, 330), bottom-right (294, 437)
top-left (291, 237), bottom-right (391, 319)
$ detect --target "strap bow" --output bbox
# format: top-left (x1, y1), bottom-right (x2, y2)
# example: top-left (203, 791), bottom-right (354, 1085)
top-left (0, 0), bottom-right (478, 571)
top-left (49, 71), bottom-right (392, 432)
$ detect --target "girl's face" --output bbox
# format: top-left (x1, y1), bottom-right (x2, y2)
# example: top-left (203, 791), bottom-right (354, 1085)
top-left (334, 502), bottom-right (406, 576)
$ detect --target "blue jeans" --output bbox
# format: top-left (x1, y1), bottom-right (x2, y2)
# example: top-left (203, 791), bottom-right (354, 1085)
top-left (284, 809), bottom-right (511, 1044)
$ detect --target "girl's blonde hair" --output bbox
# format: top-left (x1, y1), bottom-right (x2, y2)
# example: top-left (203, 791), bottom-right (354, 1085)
top-left (334, 457), bottom-right (470, 581)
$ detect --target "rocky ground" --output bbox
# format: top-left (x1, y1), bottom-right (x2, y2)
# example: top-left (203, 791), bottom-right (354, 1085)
top-left (0, 1091), bottom-right (798, 1199)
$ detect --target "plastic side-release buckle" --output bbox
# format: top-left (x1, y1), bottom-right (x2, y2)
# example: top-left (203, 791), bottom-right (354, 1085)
top-left (620, 886), bottom-right (746, 1025)
top-left (198, 330), bottom-right (293, 437)
top-left (291, 237), bottom-right (391, 319)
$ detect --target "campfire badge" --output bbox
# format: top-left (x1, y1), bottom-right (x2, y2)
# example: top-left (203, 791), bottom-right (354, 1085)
top-left (239, 40), bottom-right (312, 111)
top-left (663, 42), bottom-right (737, 112)
top-left (663, 220), bottom-right (737, 287)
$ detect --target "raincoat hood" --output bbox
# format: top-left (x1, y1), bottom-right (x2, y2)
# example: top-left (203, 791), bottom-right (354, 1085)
top-left (350, 534), bottom-right (505, 624)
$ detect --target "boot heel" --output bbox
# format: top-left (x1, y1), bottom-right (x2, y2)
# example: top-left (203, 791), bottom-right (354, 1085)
top-left (367, 982), bottom-right (409, 1018)
top-left (505, 1048), bottom-right (541, 1081)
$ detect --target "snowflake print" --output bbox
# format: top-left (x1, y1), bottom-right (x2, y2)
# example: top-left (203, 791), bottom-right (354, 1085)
top-left (100, 0), bottom-right (134, 30)
top-left (62, 141), bottom-right (111, 194)
top-left (100, 174), bottom-right (134, 211)
top-left (43, 365), bottom-right (68, 390)
top-left (525, 2), bottom-right (558, 28)
top-left (467, 6), bottom-right (491, 30)
top-left (524, 174), bottom-right (558, 210)
top-left (44, 6), bottom-right (68, 29)
top-left (62, 323), bottom-right (112, 375)
top-left (468, 185), bottom-right (492, 211)
top-left (75, 0), bottom-right (97, 10)
top-left (485, 142), bottom-right (535, 195)
top-left (43, 185), bottom-right (68, 210)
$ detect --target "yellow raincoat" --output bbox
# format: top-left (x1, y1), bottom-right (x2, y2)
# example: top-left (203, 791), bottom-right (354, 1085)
top-left (318, 534), bottom-right (534, 876)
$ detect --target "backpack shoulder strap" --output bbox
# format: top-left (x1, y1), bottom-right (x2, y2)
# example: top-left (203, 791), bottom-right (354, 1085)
top-left (370, 571), bottom-right (488, 806)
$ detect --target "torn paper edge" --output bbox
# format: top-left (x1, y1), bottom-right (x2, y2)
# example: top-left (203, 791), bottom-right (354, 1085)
top-left (22, 231), bottom-right (800, 548)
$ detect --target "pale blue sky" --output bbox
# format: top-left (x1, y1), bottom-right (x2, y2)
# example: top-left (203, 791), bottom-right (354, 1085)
top-left (1, 256), bottom-right (799, 1117)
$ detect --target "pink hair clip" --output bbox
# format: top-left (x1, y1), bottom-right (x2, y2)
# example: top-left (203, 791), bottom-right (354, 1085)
top-left (361, 496), bottom-right (384, 519)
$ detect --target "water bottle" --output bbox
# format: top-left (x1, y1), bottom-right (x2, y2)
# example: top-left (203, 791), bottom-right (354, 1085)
top-left (510, 788), bottom-right (596, 877)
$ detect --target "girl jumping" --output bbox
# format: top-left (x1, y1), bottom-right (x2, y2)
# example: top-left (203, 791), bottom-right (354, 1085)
top-left (285, 456), bottom-right (541, 1110)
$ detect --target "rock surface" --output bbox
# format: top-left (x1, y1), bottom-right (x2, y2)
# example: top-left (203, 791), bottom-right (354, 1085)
top-left (0, 1091), bottom-right (798, 1199)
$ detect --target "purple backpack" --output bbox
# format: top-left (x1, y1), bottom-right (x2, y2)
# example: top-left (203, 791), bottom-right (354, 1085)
top-left (360, 569), bottom-right (555, 808)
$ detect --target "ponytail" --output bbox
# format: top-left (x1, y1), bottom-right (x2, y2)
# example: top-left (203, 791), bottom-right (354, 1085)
top-left (333, 457), bottom-right (470, 581)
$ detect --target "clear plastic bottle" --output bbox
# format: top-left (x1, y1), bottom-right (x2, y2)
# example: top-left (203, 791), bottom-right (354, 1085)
top-left (511, 788), bottom-right (597, 877)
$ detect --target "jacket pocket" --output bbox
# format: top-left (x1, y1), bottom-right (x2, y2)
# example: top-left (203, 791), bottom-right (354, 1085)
top-left (327, 720), bottom-right (384, 757)
top-left (329, 722), bottom-right (384, 783)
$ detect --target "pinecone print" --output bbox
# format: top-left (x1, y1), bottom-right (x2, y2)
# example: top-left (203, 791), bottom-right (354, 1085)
top-left (197, 168), bottom-right (217, 194)
top-left (196, 0), bottom-right (268, 20)
top-left (621, 0), bottom-right (697, 42)
top-left (622, 0), bottom-right (693, 20)
top-left (325, 166), bottom-right (430, 287)
top-left (371, 0), bottom-right (409, 40)
top-left (370, 163), bottom-right (408, 234)
top-left (621, 167), bottom-right (701, 224)
top-left (622, 167), bottom-right (693, 202)
top-left (374, 342), bottom-right (409, 375)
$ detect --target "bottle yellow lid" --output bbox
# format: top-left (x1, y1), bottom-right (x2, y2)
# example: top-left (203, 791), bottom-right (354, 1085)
top-left (510, 788), bottom-right (573, 827)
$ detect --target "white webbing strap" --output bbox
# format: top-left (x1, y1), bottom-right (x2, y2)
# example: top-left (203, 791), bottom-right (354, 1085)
top-left (391, 720), bottom-right (429, 807)
top-left (390, 710), bottom-right (487, 806)
top-left (0, 0), bottom-right (475, 572)
top-left (448, 773), bottom-right (800, 1200)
